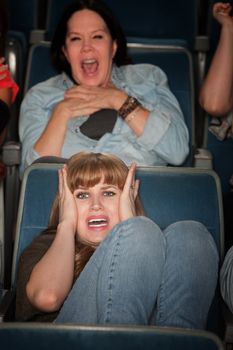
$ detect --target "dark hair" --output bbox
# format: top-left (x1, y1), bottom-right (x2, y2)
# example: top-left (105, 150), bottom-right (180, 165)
top-left (50, 0), bottom-right (131, 78)
top-left (0, 0), bottom-right (9, 56)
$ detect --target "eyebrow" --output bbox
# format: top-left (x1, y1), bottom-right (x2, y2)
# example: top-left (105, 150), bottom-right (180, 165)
top-left (76, 184), bottom-right (118, 190)
top-left (101, 185), bottom-right (118, 189)
top-left (67, 28), bottom-right (108, 36)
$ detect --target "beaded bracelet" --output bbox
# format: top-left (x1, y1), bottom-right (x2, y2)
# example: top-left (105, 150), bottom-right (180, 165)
top-left (118, 96), bottom-right (141, 120)
top-left (125, 106), bottom-right (140, 123)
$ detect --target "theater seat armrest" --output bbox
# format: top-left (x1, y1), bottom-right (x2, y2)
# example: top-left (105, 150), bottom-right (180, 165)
top-left (194, 148), bottom-right (213, 169)
top-left (0, 289), bottom-right (15, 322)
top-left (30, 29), bottom-right (46, 44)
top-left (222, 302), bottom-right (233, 344)
top-left (2, 141), bottom-right (21, 166)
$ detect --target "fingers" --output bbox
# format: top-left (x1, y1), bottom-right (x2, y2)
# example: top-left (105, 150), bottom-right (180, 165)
top-left (64, 85), bottom-right (93, 99)
top-left (124, 162), bottom-right (140, 198)
top-left (213, 2), bottom-right (232, 18)
top-left (58, 168), bottom-right (63, 195)
top-left (124, 162), bottom-right (137, 193)
top-left (58, 165), bottom-right (68, 196)
top-left (119, 162), bottom-right (139, 221)
top-left (133, 179), bottom-right (140, 200)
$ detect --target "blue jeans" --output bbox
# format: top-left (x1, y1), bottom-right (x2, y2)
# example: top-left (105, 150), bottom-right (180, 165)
top-left (55, 217), bottom-right (219, 329)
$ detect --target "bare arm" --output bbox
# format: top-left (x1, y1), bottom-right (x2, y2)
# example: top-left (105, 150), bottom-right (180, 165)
top-left (0, 87), bottom-right (12, 106)
top-left (26, 167), bottom-right (78, 312)
top-left (199, 2), bottom-right (233, 115)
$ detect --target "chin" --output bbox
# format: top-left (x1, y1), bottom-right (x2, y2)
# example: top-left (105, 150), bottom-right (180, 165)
top-left (89, 230), bottom-right (110, 244)
top-left (85, 80), bottom-right (103, 87)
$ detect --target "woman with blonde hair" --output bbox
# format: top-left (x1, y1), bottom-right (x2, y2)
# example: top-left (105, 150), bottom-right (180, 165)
top-left (16, 152), bottom-right (218, 329)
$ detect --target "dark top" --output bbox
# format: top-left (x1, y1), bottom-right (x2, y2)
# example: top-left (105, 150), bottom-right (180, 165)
top-left (15, 231), bottom-right (58, 322)
top-left (80, 109), bottom-right (117, 140)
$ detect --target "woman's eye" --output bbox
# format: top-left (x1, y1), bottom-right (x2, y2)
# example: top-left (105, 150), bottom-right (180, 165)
top-left (103, 191), bottom-right (116, 197)
top-left (70, 36), bottom-right (81, 42)
top-left (93, 35), bottom-right (103, 40)
top-left (76, 192), bottom-right (89, 199)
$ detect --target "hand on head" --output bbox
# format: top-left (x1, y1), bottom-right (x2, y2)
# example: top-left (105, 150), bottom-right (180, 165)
top-left (58, 165), bottom-right (78, 234)
top-left (119, 162), bottom-right (140, 222)
top-left (58, 155), bottom-right (140, 243)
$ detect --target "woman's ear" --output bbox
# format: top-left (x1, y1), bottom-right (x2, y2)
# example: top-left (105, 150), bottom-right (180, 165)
top-left (62, 45), bottom-right (70, 63)
top-left (112, 40), bottom-right (117, 59)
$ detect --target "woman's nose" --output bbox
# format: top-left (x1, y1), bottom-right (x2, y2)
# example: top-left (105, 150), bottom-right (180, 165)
top-left (81, 38), bottom-right (92, 52)
top-left (91, 197), bottom-right (102, 210)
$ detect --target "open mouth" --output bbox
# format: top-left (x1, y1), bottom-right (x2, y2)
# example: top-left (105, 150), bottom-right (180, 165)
top-left (88, 218), bottom-right (108, 228)
top-left (82, 58), bottom-right (98, 75)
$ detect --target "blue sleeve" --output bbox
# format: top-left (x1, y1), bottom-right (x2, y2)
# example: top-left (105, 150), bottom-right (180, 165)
top-left (131, 65), bottom-right (189, 165)
top-left (19, 86), bottom-right (52, 174)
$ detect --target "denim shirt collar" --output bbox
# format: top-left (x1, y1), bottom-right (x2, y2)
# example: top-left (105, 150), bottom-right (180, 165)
top-left (111, 65), bottom-right (154, 111)
top-left (61, 66), bottom-right (155, 112)
top-left (61, 65), bottom-right (127, 90)
top-left (61, 72), bottom-right (76, 89)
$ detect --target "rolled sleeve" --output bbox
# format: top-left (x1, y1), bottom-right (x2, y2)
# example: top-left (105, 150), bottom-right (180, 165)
top-left (139, 108), bottom-right (171, 148)
top-left (19, 91), bottom-right (46, 173)
top-left (19, 81), bottom-right (64, 173)
top-left (134, 66), bottom-right (189, 165)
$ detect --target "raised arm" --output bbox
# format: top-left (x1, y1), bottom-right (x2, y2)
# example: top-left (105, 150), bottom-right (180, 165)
top-left (199, 2), bottom-right (233, 115)
top-left (26, 167), bottom-right (78, 312)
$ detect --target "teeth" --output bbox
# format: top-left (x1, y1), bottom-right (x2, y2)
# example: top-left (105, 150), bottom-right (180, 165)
top-left (83, 59), bottom-right (96, 64)
top-left (88, 218), bottom-right (107, 227)
top-left (89, 218), bottom-right (106, 223)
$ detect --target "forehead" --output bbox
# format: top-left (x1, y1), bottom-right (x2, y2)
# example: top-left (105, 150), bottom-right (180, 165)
top-left (68, 9), bottom-right (108, 32)
top-left (77, 177), bottom-right (119, 189)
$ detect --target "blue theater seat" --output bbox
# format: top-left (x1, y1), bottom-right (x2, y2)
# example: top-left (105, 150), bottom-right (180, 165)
top-left (0, 323), bottom-right (224, 350)
top-left (7, 0), bottom-right (46, 44)
top-left (0, 41), bottom-right (198, 288)
top-left (45, 0), bottom-right (200, 51)
top-left (0, 162), bottom-right (224, 336)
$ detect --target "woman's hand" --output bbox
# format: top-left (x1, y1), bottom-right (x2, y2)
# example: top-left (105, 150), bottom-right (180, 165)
top-left (64, 84), bottom-right (127, 113)
top-left (213, 2), bottom-right (233, 27)
top-left (53, 95), bottom-right (99, 122)
top-left (58, 165), bottom-right (78, 234)
top-left (119, 162), bottom-right (140, 222)
top-left (0, 57), bottom-right (8, 80)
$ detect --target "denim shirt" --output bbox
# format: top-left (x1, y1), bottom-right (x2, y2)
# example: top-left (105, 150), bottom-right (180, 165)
top-left (19, 63), bottom-right (189, 173)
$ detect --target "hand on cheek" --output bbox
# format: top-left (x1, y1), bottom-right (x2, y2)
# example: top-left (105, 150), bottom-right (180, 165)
top-left (119, 162), bottom-right (140, 222)
top-left (58, 165), bottom-right (78, 234)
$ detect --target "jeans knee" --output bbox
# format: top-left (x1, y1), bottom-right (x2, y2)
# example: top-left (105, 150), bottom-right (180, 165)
top-left (110, 216), bottom-right (166, 259)
top-left (164, 220), bottom-right (219, 267)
